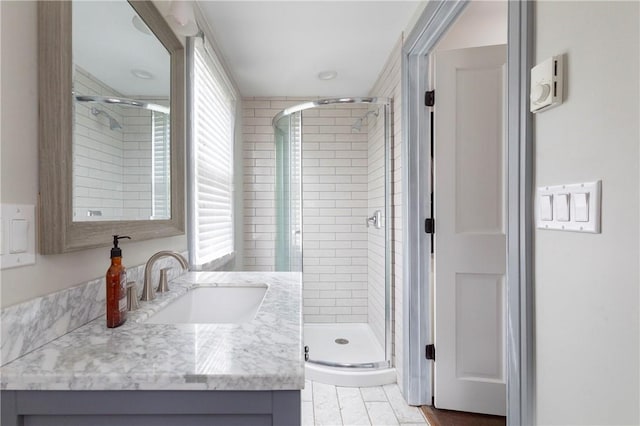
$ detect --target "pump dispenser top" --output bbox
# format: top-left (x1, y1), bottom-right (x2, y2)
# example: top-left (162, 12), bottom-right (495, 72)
top-left (110, 235), bottom-right (131, 258)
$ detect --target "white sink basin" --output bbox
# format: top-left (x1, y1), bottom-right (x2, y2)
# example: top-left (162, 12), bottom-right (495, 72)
top-left (145, 285), bottom-right (267, 324)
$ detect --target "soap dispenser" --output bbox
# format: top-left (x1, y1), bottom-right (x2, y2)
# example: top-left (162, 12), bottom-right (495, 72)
top-left (106, 235), bottom-right (131, 328)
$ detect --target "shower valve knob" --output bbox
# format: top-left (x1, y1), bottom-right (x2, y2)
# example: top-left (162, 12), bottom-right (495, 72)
top-left (367, 210), bottom-right (382, 229)
top-left (304, 345), bottom-right (309, 361)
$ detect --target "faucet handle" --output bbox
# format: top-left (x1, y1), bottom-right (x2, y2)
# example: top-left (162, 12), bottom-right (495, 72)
top-left (126, 281), bottom-right (140, 311)
top-left (156, 268), bottom-right (171, 293)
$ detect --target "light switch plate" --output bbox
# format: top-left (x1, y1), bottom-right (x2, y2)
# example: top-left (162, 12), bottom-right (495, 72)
top-left (536, 181), bottom-right (601, 233)
top-left (1, 204), bottom-right (36, 269)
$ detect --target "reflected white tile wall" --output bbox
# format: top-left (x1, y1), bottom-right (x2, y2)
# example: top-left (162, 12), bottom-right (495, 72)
top-left (73, 67), bottom-right (167, 221)
top-left (122, 106), bottom-right (153, 220)
top-left (73, 66), bottom-right (125, 220)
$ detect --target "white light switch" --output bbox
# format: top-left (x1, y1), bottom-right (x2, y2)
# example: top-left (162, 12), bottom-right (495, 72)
top-left (574, 192), bottom-right (589, 222)
top-left (556, 193), bottom-right (570, 222)
top-left (1, 204), bottom-right (36, 269)
top-left (540, 195), bottom-right (553, 221)
top-left (10, 219), bottom-right (29, 253)
top-left (536, 181), bottom-right (601, 233)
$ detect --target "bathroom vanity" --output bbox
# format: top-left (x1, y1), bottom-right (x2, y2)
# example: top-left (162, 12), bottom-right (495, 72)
top-left (0, 272), bottom-right (304, 426)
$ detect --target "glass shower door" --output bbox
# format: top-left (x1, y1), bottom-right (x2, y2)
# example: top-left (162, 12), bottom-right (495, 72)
top-left (275, 111), bottom-right (302, 272)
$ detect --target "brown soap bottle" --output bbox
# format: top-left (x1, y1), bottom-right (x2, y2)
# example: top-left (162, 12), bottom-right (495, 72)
top-left (106, 235), bottom-right (131, 328)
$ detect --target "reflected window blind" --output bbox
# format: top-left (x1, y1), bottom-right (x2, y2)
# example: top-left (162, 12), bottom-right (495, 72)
top-left (152, 111), bottom-right (170, 219)
top-left (193, 40), bottom-right (236, 265)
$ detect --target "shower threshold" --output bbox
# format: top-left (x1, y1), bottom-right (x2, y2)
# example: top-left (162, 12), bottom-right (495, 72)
top-left (304, 323), bottom-right (396, 387)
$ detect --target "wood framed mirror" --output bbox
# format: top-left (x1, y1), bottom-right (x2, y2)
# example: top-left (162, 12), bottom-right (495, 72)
top-left (38, 0), bottom-right (185, 254)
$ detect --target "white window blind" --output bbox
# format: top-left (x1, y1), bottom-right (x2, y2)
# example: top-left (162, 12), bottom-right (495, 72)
top-left (151, 111), bottom-right (170, 220)
top-left (192, 39), bottom-right (236, 266)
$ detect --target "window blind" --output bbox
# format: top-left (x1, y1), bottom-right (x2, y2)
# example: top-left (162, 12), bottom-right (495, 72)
top-left (192, 39), bottom-right (236, 266)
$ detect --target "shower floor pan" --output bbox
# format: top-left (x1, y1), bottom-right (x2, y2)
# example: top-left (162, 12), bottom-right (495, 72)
top-left (304, 323), bottom-right (396, 387)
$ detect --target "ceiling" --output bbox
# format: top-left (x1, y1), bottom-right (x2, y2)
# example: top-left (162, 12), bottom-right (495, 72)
top-left (73, 1), bottom-right (170, 98)
top-left (196, 1), bottom-right (425, 98)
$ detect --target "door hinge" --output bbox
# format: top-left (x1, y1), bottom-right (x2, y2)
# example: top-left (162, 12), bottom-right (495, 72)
top-left (425, 90), bottom-right (435, 107)
top-left (426, 344), bottom-right (435, 361)
top-left (425, 218), bottom-right (435, 234)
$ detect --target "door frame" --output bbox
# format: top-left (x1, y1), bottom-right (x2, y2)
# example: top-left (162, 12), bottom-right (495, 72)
top-left (400, 1), bottom-right (534, 425)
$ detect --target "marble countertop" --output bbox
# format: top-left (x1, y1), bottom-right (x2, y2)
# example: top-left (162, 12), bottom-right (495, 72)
top-left (0, 271), bottom-right (304, 391)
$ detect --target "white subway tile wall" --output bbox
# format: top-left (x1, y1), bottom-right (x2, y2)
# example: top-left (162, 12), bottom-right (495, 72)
top-left (369, 37), bottom-right (404, 389)
top-left (242, 98), bottom-right (285, 270)
top-left (302, 103), bottom-right (370, 324)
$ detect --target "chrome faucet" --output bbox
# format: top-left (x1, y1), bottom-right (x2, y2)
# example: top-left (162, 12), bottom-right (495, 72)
top-left (140, 251), bottom-right (189, 301)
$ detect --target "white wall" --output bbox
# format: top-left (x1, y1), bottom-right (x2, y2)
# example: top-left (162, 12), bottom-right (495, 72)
top-left (434, 0), bottom-right (507, 53)
top-left (0, 1), bottom-right (186, 308)
top-left (534, 1), bottom-right (639, 424)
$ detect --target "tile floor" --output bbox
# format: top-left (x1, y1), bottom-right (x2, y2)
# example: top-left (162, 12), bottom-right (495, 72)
top-left (302, 380), bottom-right (430, 426)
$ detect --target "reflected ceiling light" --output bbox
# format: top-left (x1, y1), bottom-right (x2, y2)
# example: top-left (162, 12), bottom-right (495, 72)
top-left (131, 15), bottom-right (151, 35)
top-left (131, 69), bottom-right (155, 80)
top-left (317, 70), bottom-right (338, 81)
top-left (165, 0), bottom-right (199, 36)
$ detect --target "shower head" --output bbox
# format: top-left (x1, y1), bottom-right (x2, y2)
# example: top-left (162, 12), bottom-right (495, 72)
top-left (351, 109), bottom-right (379, 132)
top-left (108, 117), bottom-right (123, 131)
top-left (91, 107), bottom-right (122, 131)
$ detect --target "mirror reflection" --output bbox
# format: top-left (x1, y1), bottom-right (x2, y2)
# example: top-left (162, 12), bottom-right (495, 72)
top-left (71, 0), bottom-right (171, 222)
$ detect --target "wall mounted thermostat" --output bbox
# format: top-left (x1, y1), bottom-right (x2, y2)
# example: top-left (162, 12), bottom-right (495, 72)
top-left (530, 55), bottom-right (564, 113)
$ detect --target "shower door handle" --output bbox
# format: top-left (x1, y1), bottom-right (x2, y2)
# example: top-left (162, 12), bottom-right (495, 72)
top-left (367, 210), bottom-right (382, 229)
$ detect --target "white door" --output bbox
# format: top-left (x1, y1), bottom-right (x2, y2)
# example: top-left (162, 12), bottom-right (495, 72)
top-left (433, 44), bottom-right (507, 416)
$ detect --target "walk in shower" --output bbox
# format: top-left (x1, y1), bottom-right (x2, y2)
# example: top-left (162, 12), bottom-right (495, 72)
top-left (273, 97), bottom-right (393, 386)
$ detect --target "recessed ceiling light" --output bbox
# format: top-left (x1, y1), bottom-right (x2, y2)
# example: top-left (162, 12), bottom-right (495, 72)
top-left (318, 70), bottom-right (338, 81)
top-left (131, 69), bottom-right (154, 80)
top-left (132, 15), bottom-right (151, 35)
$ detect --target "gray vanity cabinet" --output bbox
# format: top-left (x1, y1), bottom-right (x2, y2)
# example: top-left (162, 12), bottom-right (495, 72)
top-left (1, 389), bottom-right (301, 426)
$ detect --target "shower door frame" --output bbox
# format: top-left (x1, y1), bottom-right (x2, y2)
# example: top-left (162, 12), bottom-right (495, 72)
top-left (274, 111), bottom-right (303, 272)
top-left (273, 97), bottom-right (394, 369)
